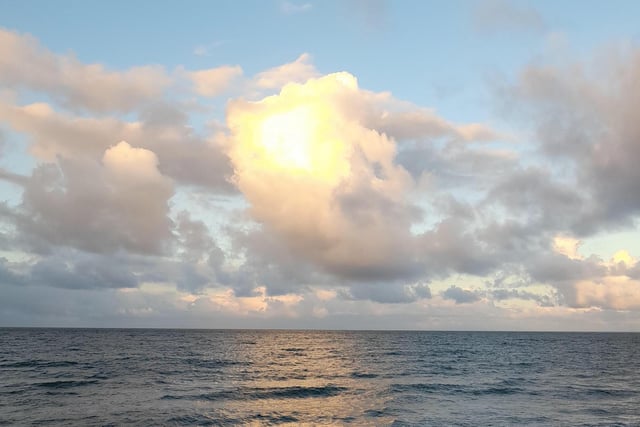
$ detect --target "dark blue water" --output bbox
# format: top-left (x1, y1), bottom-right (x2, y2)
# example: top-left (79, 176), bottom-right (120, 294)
top-left (1, 329), bottom-right (639, 426)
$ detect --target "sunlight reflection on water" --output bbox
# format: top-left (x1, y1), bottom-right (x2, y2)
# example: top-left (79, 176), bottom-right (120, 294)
top-left (2, 329), bottom-right (640, 425)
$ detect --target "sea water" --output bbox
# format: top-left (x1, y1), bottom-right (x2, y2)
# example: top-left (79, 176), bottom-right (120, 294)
top-left (1, 329), bottom-right (639, 425)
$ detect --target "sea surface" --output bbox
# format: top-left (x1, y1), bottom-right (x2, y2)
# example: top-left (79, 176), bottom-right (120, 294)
top-left (1, 329), bottom-right (639, 426)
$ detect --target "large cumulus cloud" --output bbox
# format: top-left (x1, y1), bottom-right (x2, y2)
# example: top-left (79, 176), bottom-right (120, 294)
top-left (225, 73), bottom-right (421, 280)
top-left (6, 141), bottom-right (173, 254)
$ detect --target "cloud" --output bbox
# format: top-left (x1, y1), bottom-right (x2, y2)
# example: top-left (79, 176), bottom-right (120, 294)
top-left (280, 1), bottom-right (312, 15)
top-left (442, 285), bottom-right (482, 304)
top-left (0, 28), bottom-right (170, 113)
top-left (335, 85), bottom-right (507, 146)
top-left (0, 100), bottom-right (234, 191)
top-left (223, 70), bottom-right (508, 286)
top-left (6, 26), bottom-right (640, 328)
top-left (575, 276), bottom-right (640, 310)
top-left (0, 168), bottom-right (28, 186)
top-left (6, 141), bottom-right (174, 255)
top-left (472, 0), bottom-right (545, 34)
top-left (30, 251), bottom-right (140, 290)
top-left (225, 72), bottom-right (422, 280)
top-left (253, 53), bottom-right (319, 90)
top-left (502, 45), bottom-right (640, 234)
top-left (552, 235), bottom-right (583, 260)
top-left (346, 282), bottom-right (431, 304)
top-left (490, 288), bottom-right (556, 307)
top-left (0, 101), bottom-right (135, 161)
top-left (486, 167), bottom-right (584, 233)
top-left (226, 226), bottom-right (326, 296)
top-left (189, 65), bottom-right (243, 97)
top-left (193, 41), bottom-right (226, 57)
top-left (572, 250), bottom-right (640, 310)
top-left (343, 0), bottom-right (389, 32)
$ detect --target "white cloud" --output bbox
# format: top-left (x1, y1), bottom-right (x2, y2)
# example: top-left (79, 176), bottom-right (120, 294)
top-left (253, 53), bottom-right (319, 90)
top-left (226, 72), bottom-right (419, 279)
top-left (280, 1), bottom-right (312, 15)
top-left (575, 276), bottom-right (640, 311)
top-left (9, 141), bottom-right (174, 255)
top-left (0, 29), bottom-right (170, 113)
top-left (553, 235), bottom-right (583, 260)
top-left (189, 65), bottom-right (243, 97)
top-left (0, 100), bottom-right (234, 190)
top-left (192, 41), bottom-right (226, 57)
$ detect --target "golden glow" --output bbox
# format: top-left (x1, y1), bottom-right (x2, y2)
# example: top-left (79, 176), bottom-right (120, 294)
top-left (612, 249), bottom-right (635, 266)
top-left (245, 102), bottom-right (350, 183)
top-left (259, 106), bottom-right (316, 171)
top-left (552, 235), bottom-right (582, 260)
top-left (227, 74), bottom-right (357, 185)
top-left (225, 73), bottom-right (413, 272)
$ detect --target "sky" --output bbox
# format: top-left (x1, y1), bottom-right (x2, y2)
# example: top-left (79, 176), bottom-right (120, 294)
top-left (2, 0), bottom-right (640, 330)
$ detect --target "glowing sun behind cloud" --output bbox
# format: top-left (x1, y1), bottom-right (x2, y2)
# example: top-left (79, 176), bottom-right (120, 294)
top-left (225, 72), bottom-right (417, 278)
top-left (228, 77), bottom-right (353, 185)
top-left (260, 107), bottom-right (316, 171)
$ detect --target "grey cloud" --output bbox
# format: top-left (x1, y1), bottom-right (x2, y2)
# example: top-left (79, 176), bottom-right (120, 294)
top-left (7, 146), bottom-right (174, 256)
top-left (345, 282), bottom-right (431, 304)
top-left (0, 257), bottom-right (27, 287)
top-left (486, 167), bottom-right (585, 233)
top-left (30, 252), bottom-right (139, 290)
top-left (138, 102), bottom-right (234, 191)
top-left (419, 218), bottom-right (498, 277)
top-left (175, 212), bottom-right (223, 266)
top-left (0, 250), bottom-right (139, 290)
top-left (0, 101), bottom-right (234, 192)
top-left (627, 261), bottom-right (640, 280)
top-left (0, 168), bottom-right (28, 186)
top-left (0, 240), bottom-right (225, 294)
top-left (227, 227), bottom-right (324, 296)
top-left (527, 253), bottom-right (605, 285)
top-left (374, 109), bottom-right (453, 142)
top-left (349, 91), bottom-right (502, 144)
top-left (397, 142), bottom-right (517, 191)
top-left (503, 48), bottom-right (640, 234)
top-left (0, 102), bottom-right (127, 161)
top-left (442, 285), bottom-right (482, 304)
top-left (490, 288), bottom-right (556, 307)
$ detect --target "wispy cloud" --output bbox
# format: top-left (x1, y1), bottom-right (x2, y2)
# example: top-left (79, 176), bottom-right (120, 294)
top-left (344, 0), bottom-right (389, 32)
top-left (192, 40), bottom-right (226, 57)
top-left (472, 0), bottom-right (545, 34)
top-left (280, 1), bottom-right (312, 15)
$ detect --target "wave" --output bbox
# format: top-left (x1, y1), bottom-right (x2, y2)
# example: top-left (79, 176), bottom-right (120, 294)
top-left (163, 384), bottom-right (347, 402)
top-left (2, 360), bottom-right (79, 368)
top-left (389, 382), bottom-right (529, 396)
top-left (34, 379), bottom-right (99, 389)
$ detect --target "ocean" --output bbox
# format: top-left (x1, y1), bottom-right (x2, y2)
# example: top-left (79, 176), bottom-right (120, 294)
top-left (1, 329), bottom-right (639, 426)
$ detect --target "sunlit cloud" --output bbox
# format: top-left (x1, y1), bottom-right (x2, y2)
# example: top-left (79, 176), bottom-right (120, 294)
top-left (226, 72), bottom-right (418, 279)
top-left (3, 17), bottom-right (640, 330)
top-left (0, 29), bottom-right (170, 113)
top-left (253, 53), bottom-right (319, 91)
top-left (189, 65), bottom-right (243, 97)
